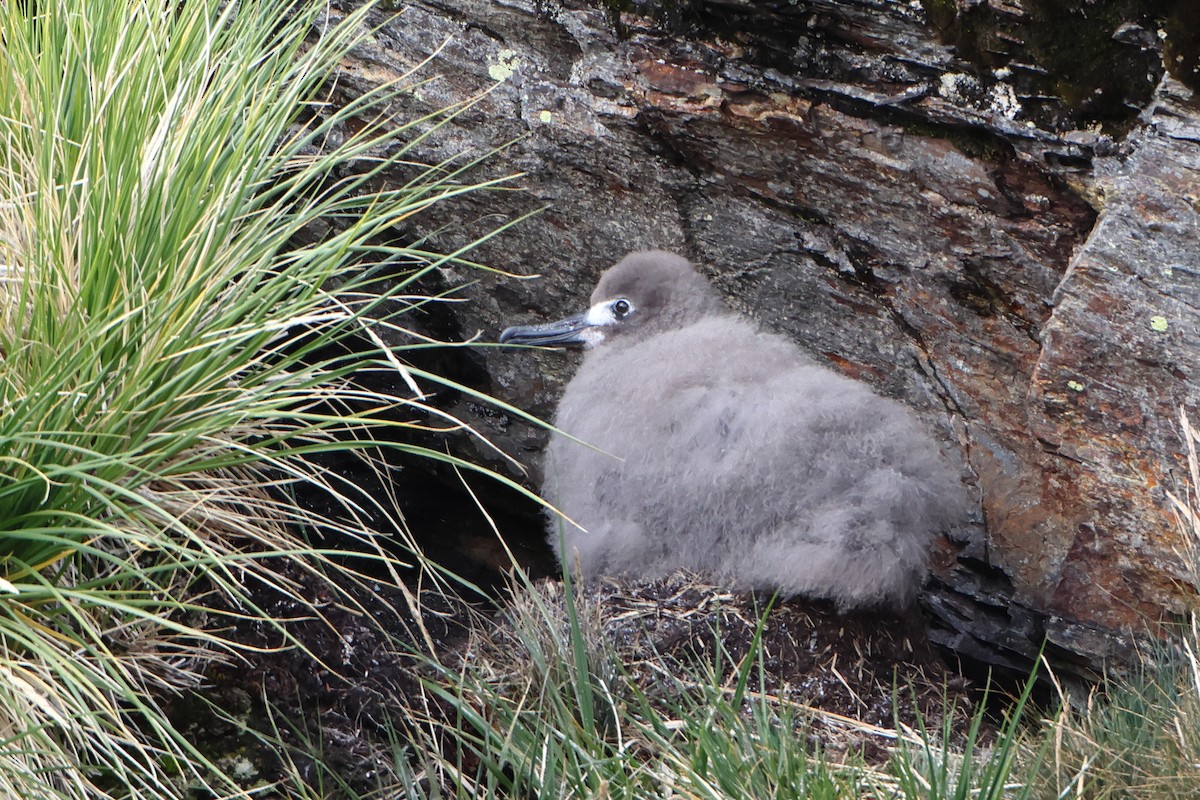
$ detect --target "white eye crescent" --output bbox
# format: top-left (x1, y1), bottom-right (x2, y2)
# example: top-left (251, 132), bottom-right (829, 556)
top-left (585, 298), bottom-right (636, 327)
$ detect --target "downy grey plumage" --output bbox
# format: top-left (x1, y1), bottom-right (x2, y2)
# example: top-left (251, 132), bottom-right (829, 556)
top-left (500, 251), bottom-right (970, 610)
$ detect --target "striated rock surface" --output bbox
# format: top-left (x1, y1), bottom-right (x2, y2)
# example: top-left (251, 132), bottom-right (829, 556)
top-left (1027, 80), bottom-right (1200, 631)
top-left (322, 0), bottom-right (1200, 679)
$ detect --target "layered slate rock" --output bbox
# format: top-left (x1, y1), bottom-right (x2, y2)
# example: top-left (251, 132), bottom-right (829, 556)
top-left (1028, 80), bottom-right (1200, 631)
top-left (320, 0), bottom-right (1200, 679)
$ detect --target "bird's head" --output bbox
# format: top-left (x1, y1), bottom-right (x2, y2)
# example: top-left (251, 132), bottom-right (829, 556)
top-left (499, 251), bottom-right (726, 349)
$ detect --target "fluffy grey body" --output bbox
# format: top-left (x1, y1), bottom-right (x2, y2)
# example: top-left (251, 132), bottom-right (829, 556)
top-left (501, 252), bottom-right (970, 610)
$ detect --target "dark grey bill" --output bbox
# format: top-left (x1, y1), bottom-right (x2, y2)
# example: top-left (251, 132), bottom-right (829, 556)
top-left (499, 312), bottom-right (591, 347)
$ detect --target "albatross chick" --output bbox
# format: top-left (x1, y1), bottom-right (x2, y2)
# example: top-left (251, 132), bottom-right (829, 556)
top-left (500, 251), bottom-right (970, 610)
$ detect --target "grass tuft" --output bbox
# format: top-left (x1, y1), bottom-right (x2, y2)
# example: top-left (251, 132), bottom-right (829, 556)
top-left (0, 0), bottom-right (521, 795)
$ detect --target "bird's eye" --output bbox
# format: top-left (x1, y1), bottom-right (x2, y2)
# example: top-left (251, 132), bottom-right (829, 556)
top-left (612, 299), bottom-right (632, 318)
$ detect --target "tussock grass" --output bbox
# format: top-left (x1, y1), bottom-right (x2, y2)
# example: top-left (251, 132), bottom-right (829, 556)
top-left (891, 671), bottom-right (1044, 800)
top-left (0, 0), bottom-right (525, 796)
top-left (424, 574), bottom-right (644, 798)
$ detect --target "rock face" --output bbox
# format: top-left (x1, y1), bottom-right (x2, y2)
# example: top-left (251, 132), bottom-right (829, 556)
top-left (324, 0), bottom-right (1200, 678)
top-left (1027, 82), bottom-right (1200, 629)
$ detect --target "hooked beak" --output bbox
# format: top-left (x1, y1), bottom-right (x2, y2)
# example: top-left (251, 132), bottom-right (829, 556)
top-left (499, 312), bottom-right (597, 348)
